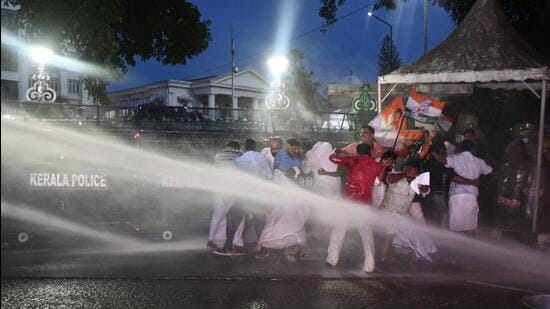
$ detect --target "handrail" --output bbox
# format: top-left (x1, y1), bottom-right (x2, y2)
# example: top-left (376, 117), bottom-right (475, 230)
top-left (1, 101), bottom-right (357, 132)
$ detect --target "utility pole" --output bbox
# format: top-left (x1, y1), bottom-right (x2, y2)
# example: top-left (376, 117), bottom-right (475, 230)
top-left (231, 26), bottom-right (238, 119)
top-left (423, 0), bottom-right (428, 55)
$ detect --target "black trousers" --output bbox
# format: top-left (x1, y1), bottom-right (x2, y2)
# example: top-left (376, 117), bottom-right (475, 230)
top-left (251, 208), bottom-right (266, 241)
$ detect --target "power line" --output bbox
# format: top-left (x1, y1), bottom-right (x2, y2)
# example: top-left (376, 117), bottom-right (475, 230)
top-left (182, 2), bottom-right (374, 80)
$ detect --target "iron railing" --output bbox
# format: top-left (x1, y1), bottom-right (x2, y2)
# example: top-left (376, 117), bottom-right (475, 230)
top-left (1, 101), bottom-right (357, 133)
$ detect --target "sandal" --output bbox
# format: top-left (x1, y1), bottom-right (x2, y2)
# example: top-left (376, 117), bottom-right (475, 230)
top-left (254, 249), bottom-right (269, 260)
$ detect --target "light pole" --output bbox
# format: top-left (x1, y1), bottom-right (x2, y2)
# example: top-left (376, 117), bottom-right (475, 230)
top-left (265, 56), bottom-right (290, 110)
top-left (26, 47), bottom-right (56, 103)
top-left (424, 0), bottom-right (428, 55)
top-left (368, 11), bottom-right (392, 42)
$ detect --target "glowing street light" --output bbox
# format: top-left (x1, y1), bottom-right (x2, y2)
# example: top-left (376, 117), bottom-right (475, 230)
top-left (267, 56), bottom-right (289, 81)
top-left (29, 47), bottom-right (54, 65)
top-left (265, 56), bottom-right (290, 110)
top-left (367, 11), bottom-right (393, 41)
top-left (26, 46), bottom-right (56, 103)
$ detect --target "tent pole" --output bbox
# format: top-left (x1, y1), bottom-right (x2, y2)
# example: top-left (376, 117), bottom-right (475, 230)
top-left (378, 82), bottom-right (382, 114)
top-left (532, 79), bottom-right (547, 233)
top-left (380, 83), bottom-right (400, 107)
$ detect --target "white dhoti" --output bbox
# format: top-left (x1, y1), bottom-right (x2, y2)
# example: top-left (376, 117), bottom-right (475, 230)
top-left (259, 206), bottom-right (308, 249)
top-left (258, 170), bottom-right (309, 249)
top-left (326, 221), bottom-right (375, 272)
top-left (449, 193), bottom-right (479, 231)
top-left (389, 206), bottom-right (438, 263)
top-left (208, 196), bottom-right (245, 247)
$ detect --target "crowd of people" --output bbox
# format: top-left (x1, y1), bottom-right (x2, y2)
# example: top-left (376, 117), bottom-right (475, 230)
top-left (205, 125), bottom-right (493, 273)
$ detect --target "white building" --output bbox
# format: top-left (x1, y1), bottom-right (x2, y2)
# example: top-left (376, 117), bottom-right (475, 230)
top-left (107, 68), bottom-right (270, 118)
top-left (1, 5), bottom-right (92, 104)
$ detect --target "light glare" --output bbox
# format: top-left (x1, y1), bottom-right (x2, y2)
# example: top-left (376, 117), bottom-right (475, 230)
top-left (29, 47), bottom-right (54, 65)
top-left (267, 56), bottom-right (289, 79)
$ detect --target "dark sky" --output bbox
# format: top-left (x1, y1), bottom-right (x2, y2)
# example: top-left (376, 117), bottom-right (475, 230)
top-left (108, 0), bottom-right (456, 93)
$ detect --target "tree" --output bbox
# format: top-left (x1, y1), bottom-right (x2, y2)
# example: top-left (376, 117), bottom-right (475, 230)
top-left (319, 0), bottom-right (550, 54)
top-left (284, 49), bottom-right (322, 112)
top-left (377, 35), bottom-right (401, 76)
top-left (5, 0), bottom-right (212, 103)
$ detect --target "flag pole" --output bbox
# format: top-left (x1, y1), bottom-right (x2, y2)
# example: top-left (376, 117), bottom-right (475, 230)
top-left (392, 115), bottom-right (406, 150)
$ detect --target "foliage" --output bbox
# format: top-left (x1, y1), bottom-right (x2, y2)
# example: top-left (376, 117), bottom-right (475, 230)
top-left (284, 49), bottom-right (322, 112)
top-left (318, 0), bottom-right (549, 54)
top-left (377, 35), bottom-right (402, 76)
top-left (5, 0), bottom-right (211, 103)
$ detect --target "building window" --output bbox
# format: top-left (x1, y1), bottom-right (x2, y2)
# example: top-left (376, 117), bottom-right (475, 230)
top-left (29, 76), bottom-right (58, 93)
top-left (1, 9), bottom-right (17, 33)
top-left (1, 45), bottom-right (18, 72)
top-left (129, 97), bottom-right (140, 106)
top-left (68, 79), bottom-right (81, 94)
top-left (1, 80), bottom-right (19, 100)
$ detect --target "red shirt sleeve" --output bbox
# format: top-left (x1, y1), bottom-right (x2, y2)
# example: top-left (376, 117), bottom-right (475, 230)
top-left (329, 154), bottom-right (355, 169)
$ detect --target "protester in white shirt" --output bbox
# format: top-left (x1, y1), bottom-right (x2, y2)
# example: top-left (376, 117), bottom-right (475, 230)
top-left (260, 137), bottom-right (283, 170)
top-left (433, 140), bottom-right (493, 235)
top-left (214, 138), bottom-right (272, 256)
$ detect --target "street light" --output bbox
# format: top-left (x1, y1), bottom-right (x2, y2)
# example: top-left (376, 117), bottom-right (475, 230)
top-left (26, 46), bottom-right (56, 103)
top-left (367, 11), bottom-right (392, 42)
top-left (267, 56), bottom-right (288, 81)
top-left (265, 56), bottom-right (290, 110)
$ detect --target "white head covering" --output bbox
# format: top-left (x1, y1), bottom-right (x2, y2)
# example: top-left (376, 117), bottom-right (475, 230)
top-left (305, 141), bottom-right (338, 173)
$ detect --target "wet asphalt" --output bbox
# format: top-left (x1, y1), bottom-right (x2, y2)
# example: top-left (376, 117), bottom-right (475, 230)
top-left (1, 234), bottom-right (549, 308)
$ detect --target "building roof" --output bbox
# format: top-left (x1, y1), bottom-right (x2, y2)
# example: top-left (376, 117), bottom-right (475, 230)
top-left (379, 0), bottom-right (550, 84)
top-left (340, 74), bottom-right (363, 85)
top-left (186, 75), bottom-right (219, 82)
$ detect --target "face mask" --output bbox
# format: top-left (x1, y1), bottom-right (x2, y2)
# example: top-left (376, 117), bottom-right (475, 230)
top-left (522, 137), bottom-right (529, 144)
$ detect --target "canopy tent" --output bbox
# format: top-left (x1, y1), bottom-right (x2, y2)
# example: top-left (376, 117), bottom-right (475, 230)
top-left (377, 0), bottom-right (549, 233)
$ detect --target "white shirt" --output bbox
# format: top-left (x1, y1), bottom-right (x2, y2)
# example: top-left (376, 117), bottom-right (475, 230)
top-left (260, 147), bottom-right (276, 170)
top-left (446, 151), bottom-right (492, 197)
top-left (234, 151), bottom-right (273, 179)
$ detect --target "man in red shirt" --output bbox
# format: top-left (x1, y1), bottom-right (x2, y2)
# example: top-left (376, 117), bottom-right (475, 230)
top-left (341, 125), bottom-right (385, 159)
top-left (326, 143), bottom-right (383, 272)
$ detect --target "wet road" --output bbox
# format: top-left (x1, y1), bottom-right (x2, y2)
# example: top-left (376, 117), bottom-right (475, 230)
top-left (2, 236), bottom-right (549, 308)
top-left (1, 277), bottom-right (533, 308)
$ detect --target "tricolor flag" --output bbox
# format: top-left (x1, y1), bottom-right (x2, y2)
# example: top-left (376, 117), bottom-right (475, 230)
top-left (406, 88), bottom-right (446, 124)
top-left (437, 114), bottom-right (453, 132)
top-left (368, 96), bottom-right (424, 156)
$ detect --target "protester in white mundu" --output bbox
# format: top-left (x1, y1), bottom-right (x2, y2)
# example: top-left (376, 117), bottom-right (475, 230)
top-left (379, 161), bottom-right (437, 263)
top-left (255, 139), bottom-right (307, 260)
top-left (255, 167), bottom-right (309, 259)
top-left (207, 140), bottom-right (245, 251)
top-left (433, 139), bottom-right (492, 235)
top-left (213, 138), bottom-right (273, 256)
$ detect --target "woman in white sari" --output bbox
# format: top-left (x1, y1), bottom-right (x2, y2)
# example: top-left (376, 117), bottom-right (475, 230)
top-left (302, 142), bottom-right (341, 240)
top-left (303, 142), bottom-right (341, 197)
